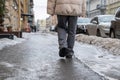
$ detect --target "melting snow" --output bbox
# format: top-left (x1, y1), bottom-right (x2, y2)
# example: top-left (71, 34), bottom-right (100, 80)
top-left (0, 35), bottom-right (25, 50)
top-left (75, 34), bottom-right (120, 80)
top-left (1, 32), bottom-right (120, 80)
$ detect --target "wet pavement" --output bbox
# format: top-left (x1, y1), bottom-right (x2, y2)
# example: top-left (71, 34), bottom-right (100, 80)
top-left (0, 32), bottom-right (107, 80)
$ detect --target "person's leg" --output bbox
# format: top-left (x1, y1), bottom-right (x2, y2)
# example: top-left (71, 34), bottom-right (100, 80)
top-left (66, 16), bottom-right (77, 58)
top-left (57, 15), bottom-right (68, 49)
top-left (57, 15), bottom-right (69, 57)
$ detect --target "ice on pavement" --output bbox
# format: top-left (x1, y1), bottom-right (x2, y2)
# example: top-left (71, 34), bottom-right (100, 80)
top-left (75, 42), bottom-right (120, 80)
top-left (75, 34), bottom-right (120, 80)
top-left (0, 32), bottom-right (120, 80)
top-left (0, 62), bottom-right (14, 68)
top-left (0, 36), bottom-right (25, 50)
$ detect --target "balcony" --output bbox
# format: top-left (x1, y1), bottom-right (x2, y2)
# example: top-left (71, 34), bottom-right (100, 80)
top-left (100, 6), bottom-right (106, 10)
top-left (96, 5), bottom-right (106, 10)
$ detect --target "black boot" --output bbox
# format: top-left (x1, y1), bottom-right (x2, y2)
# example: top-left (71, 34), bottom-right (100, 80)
top-left (66, 49), bottom-right (74, 58)
top-left (59, 48), bottom-right (69, 57)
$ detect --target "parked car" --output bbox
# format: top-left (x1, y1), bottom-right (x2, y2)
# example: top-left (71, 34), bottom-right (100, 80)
top-left (86, 15), bottom-right (114, 37)
top-left (76, 17), bottom-right (90, 34)
top-left (109, 7), bottom-right (120, 38)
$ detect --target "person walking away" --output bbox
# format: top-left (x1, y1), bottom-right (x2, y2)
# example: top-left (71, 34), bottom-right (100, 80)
top-left (47, 0), bottom-right (86, 58)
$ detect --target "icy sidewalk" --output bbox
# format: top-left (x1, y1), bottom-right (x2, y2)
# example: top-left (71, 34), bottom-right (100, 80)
top-left (47, 32), bottom-right (120, 80)
top-left (0, 32), bottom-right (120, 80)
top-left (75, 34), bottom-right (120, 80)
top-left (0, 32), bottom-right (41, 51)
top-left (0, 35), bottom-right (26, 50)
top-left (49, 32), bottom-right (120, 80)
top-left (75, 42), bottom-right (120, 80)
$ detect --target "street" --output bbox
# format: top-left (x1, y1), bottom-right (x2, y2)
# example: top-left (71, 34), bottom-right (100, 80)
top-left (1, 0), bottom-right (120, 80)
top-left (0, 32), bottom-right (107, 80)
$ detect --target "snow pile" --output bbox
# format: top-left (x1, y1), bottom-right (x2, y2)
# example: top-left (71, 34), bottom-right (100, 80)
top-left (22, 32), bottom-right (31, 39)
top-left (76, 34), bottom-right (120, 55)
top-left (75, 43), bottom-right (120, 80)
top-left (0, 36), bottom-right (25, 50)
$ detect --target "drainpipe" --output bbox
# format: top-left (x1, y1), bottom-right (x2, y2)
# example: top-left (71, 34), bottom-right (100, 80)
top-left (87, 0), bottom-right (90, 17)
top-left (18, 0), bottom-right (21, 31)
top-left (100, 0), bottom-right (106, 15)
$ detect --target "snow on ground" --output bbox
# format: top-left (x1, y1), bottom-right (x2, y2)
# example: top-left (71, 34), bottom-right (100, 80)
top-left (0, 35), bottom-right (25, 50)
top-left (75, 34), bottom-right (120, 80)
top-left (76, 34), bottom-right (120, 55)
top-left (1, 32), bottom-right (120, 80)
top-left (49, 32), bottom-right (120, 80)
top-left (75, 42), bottom-right (120, 80)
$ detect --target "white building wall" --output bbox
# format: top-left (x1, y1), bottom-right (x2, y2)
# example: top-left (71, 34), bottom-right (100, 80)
top-left (87, 0), bottom-right (106, 17)
top-left (90, 0), bottom-right (100, 11)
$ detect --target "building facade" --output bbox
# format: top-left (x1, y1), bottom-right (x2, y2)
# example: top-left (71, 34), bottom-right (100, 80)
top-left (86, 0), bottom-right (120, 17)
top-left (37, 19), bottom-right (46, 30)
top-left (4, 0), bottom-right (19, 31)
top-left (3, 0), bottom-right (34, 32)
top-left (106, 0), bottom-right (120, 14)
top-left (27, 0), bottom-right (34, 30)
top-left (86, 0), bottom-right (106, 17)
top-left (46, 15), bottom-right (58, 31)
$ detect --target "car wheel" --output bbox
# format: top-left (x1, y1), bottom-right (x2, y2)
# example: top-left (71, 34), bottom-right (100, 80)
top-left (110, 29), bottom-right (115, 38)
top-left (97, 29), bottom-right (101, 37)
top-left (86, 29), bottom-right (89, 35)
top-left (76, 28), bottom-right (79, 34)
